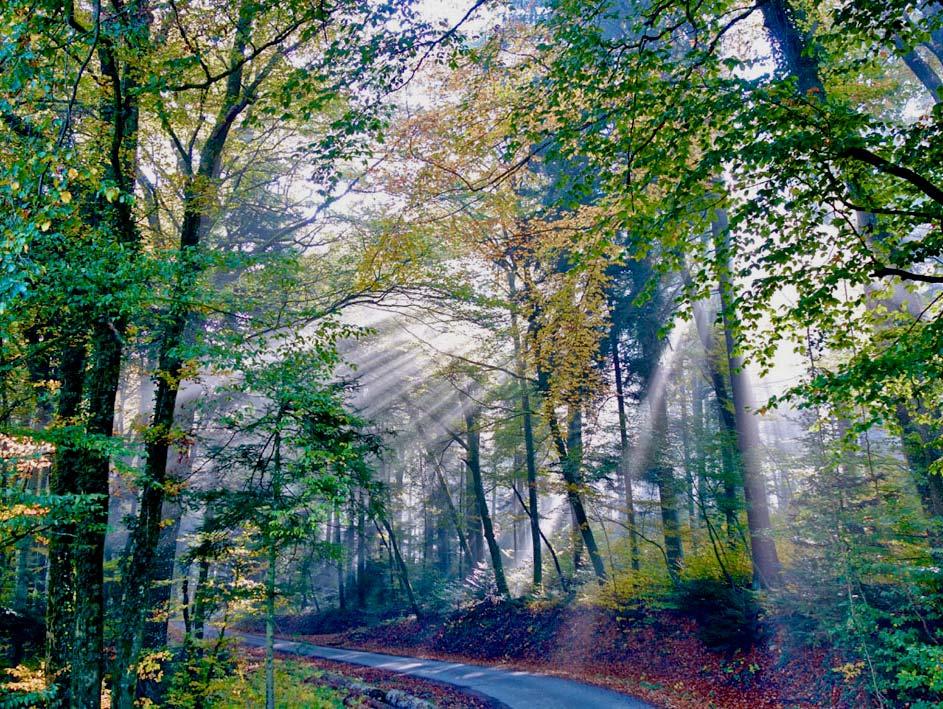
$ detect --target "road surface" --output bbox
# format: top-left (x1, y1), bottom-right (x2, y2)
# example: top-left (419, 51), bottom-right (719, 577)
top-left (231, 630), bottom-right (655, 708)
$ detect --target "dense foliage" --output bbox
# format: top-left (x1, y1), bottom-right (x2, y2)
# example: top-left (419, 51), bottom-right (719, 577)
top-left (1, 0), bottom-right (942, 707)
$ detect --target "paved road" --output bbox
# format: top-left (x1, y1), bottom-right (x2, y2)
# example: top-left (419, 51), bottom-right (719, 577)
top-left (231, 631), bottom-right (654, 708)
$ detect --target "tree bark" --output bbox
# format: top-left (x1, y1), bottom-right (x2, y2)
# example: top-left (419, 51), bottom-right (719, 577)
top-left (691, 371), bottom-right (709, 527)
top-left (379, 518), bottom-right (421, 618)
top-left (71, 8), bottom-right (149, 701)
top-left (611, 329), bottom-right (640, 570)
top-left (357, 489), bottom-right (367, 607)
top-left (425, 448), bottom-right (473, 562)
top-left (462, 400), bottom-right (509, 596)
top-left (334, 506), bottom-right (345, 610)
top-left (691, 298), bottom-right (740, 538)
top-left (265, 538), bottom-right (277, 709)
top-left (143, 398), bottom-right (195, 650)
top-left (112, 6), bottom-right (258, 701)
top-left (713, 213), bottom-right (782, 588)
top-left (545, 398), bottom-right (607, 582)
top-left (72, 322), bottom-right (125, 709)
top-left (45, 343), bottom-right (85, 702)
top-left (650, 384), bottom-right (684, 576)
top-left (508, 268), bottom-right (542, 588)
top-left (678, 369), bottom-right (698, 544)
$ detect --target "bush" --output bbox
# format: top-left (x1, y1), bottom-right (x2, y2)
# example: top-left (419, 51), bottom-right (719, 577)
top-left (203, 659), bottom-right (344, 708)
top-left (0, 609), bottom-right (43, 666)
top-left (673, 578), bottom-right (761, 652)
top-left (0, 665), bottom-right (57, 708)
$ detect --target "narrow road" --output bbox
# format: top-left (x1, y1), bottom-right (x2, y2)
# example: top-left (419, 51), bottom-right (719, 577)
top-left (232, 631), bottom-right (655, 708)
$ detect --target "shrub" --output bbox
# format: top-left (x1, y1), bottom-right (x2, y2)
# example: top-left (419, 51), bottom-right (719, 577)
top-left (673, 577), bottom-right (761, 652)
top-left (203, 659), bottom-right (344, 708)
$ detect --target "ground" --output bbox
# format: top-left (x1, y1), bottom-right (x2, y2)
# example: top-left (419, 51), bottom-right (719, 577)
top-left (218, 650), bottom-right (498, 708)
top-left (260, 599), bottom-right (867, 709)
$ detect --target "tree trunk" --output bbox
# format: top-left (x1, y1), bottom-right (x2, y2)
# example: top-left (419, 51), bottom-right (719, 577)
top-left (651, 385), bottom-right (684, 576)
top-left (112, 7), bottom-right (256, 702)
top-left (426, 448), bottom-right (472, 562)
top-left (143, 398), bottom-right (195, 651)
top-left (611, 329), bottom-right (640, 570)
top-left (691, 371), bottom-right (709, 526)
top-left (714, 213), bottom-right (782, 589)
top-left (462, 401), bottom-right (509, 596)
top-left (463, 440), bottom-right (484, 567)
top-left (510, 485), bottom-right (569, 592)
top-left (545, 398), bottom-right (607, 582)
top-left (357, 489), bottom-right (367, 607)
top-left (678, 368), bottom-right (698, 544)
top-left (768, 0), bottom-right (943, 557)
top-left (334, 506), bottom-right (345, 610)
top-left (691, 298), bottom-right (740, 538)
top-left (78, 11), bottom-right (150, 701)
top-left (508, 268), bottom-right (542, 588)
top-left (379, 518), bottom-right (421, 618)
top-left (265, 539), bottom-right (276, 709)
top-left (192, 554), bottom-right (210, 642)
top-left (897, 404), bottom-right (943, 552)
top-left (46, 344), bottom-right (85, 702)
top-left (72, 323), bottom-right (124, 709)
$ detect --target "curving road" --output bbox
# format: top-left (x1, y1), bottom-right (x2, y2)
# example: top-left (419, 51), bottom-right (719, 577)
top-left (231, 631), bottom-right (655, 708)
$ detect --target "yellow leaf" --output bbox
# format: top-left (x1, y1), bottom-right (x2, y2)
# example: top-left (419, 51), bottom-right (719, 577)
top-left (60, 190), bottom-right (72, 204)
top-left (40, 220), bottom-right (51, 232)
top-left (67, 167), bottom-right (78, 180)
top-left (104, 186), bottom-right (119, 203)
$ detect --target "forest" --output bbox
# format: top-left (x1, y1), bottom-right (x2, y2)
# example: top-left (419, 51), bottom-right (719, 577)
top-left (1, 0), bottom-right (942, 707)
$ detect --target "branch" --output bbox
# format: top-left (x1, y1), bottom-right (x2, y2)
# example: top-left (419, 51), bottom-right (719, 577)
top-left (872, 265), bottom-right (943, 284)
top-left (842, 146), bottom-right (943, 206)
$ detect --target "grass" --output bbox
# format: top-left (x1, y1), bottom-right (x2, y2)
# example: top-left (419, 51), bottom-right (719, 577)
top-left (205, 659), bottom-right (346, 708)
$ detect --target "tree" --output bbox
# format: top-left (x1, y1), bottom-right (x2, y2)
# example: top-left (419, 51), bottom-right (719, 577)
top-left (198, 337), bottom-right (379, 709)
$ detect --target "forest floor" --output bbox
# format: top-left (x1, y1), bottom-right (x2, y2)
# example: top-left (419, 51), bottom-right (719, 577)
top-left (262, 600), bottom-right (864, 709)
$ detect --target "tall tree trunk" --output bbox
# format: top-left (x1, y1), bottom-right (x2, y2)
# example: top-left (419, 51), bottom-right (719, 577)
top-left (425, 448), bottom-right (472, 562)
top-left (765, 0), bottom-right (943, 556)
top-left (379, 518), bottom-right (421, 618)
top-left (463, 442), bottom-right (484, 567)
top-left (72, 322), bottom-right (125, 709)
top-left (19, 328), bottom-right (54, 615)
top-left (265, 538), bottom-right (276, 709)
top-left (46, 344), bottom-right (85, 702)
top-left (334, 506), bottom-right (345, 610)
top-left (611, 329), bottom-right (640, 570)
top-left (346, 499), bottom-right (357, 595)
top-left (678, 369), bottom-right (698, 545)
top-left (357, 489), bottom-right (367, 607)
top-left (691, 298), bottom-right (740, 538)
top-left (714, 213), bottom-right (782, 589)
top-left (691, 371), bottom-right (709, 526)
top-left (462, 400), bottom-right (509, 596)
top-left (112, 7), bottom-right (257, 702)
top-left (192, 553), bottom-right (211, 642)
top-left (508, 269), bottom-right (542, 588)
top-left (567, 409), bottom-right (585, 571)
top-left (544, 395), bottom-right (607, 582)
top-left (894, 36), bottom-right (943, 101)
top-left (897, 404), bottom-right (943, 551)
top-left (651, 384), bottom-right (684, 576)
top-left (144, 398), bottom-right (195, 651)
top-left (74, 9), bottom-right (150, 701)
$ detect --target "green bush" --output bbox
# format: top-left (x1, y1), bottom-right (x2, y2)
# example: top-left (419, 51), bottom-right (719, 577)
top-left (204, 659), bottom-right (344, 708)
top-left (673, 578), bottom-right (761, 651)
